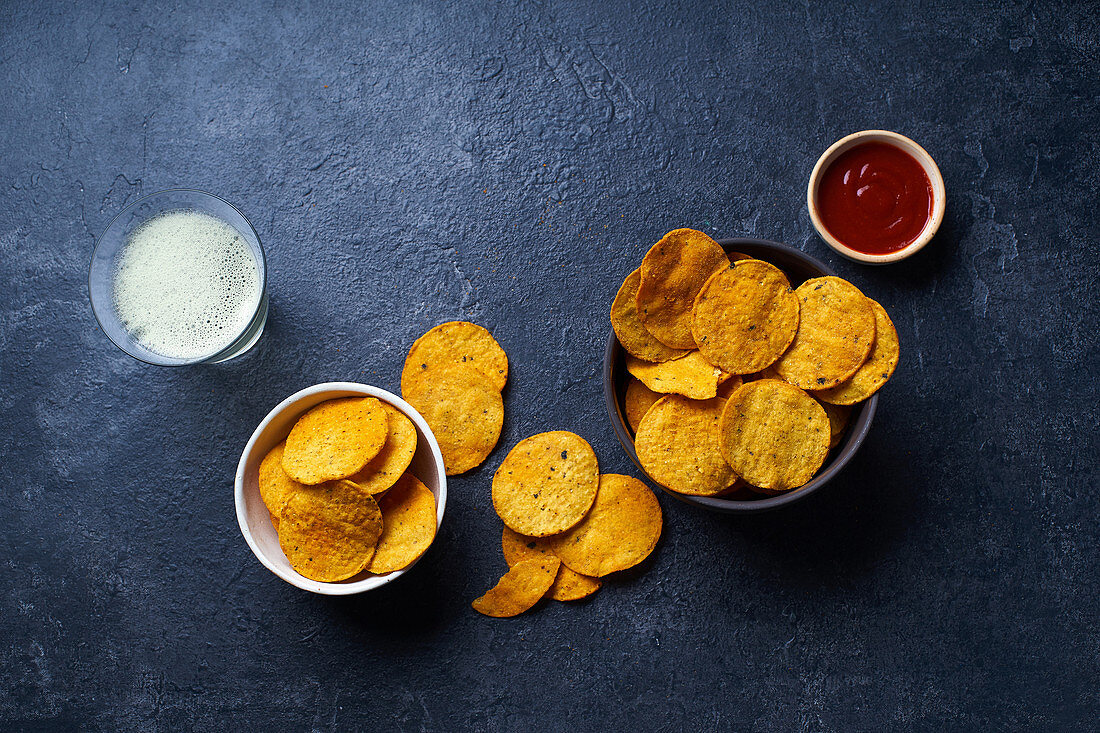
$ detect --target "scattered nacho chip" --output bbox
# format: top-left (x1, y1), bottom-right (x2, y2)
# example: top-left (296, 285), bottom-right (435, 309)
top-left (282, 397), bottom-right (388, 485)
top-left (259, 441), bottom-right (303, 519)
top-left (402, 362), bottom-right (503, 475)
top-left (718, 380), bottom-right (830, 491)
top-left (691, 259), bottom-right (800, 374)
top-left (401, 321), bottom-right (508, 393)
top-left (637, 229), bottom-right (730, 348)
top-left (624, 378), bottom-right (662, 433)
top-left (366, 473), bottom-right (437, 574)
top-left (819, 400), bottom-right (851, 449)
top-left (612, 269), bottom-right (690, 362)
top-left (773, 276), bottom-right (876, 390)
top-left (278, 479), bottom-right (383, 582)
top-left (501, 527), bottom-right (601, 601)
top-left (625, 351), bottom-right (722, 399)
top-left (346, 403), bottom-right (418, 494)
top-left (813, 300), bottom-right (900, 404)
top-left (471, 557), bottom-right (560, 617)
top-left (635, 395), bottom-right (740, 496)
top-left (545, 474), bottom-right (662, 577)
top-left (492, 431), bottom-right (599, 537)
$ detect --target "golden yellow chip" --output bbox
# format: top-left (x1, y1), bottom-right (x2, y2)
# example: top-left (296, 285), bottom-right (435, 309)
top-left (624, 378), bottom-right (662, 433)
top-left (401, 321), bottom-right (508, 392)
top-left (716, 373), bottom-right (743, 399)
top-left (346, 403), bottom-right (418, 494)
top-left (637, 228), bottom-right (730, 349)
top-left (611, 269), bottom-right (690, 363)
top-left (281, 397), bottom-right (389, 485)
top-left (471, 557), bottom-right (560, 617)
top-left (492, 431), bottom-right (599, 537)
top-left (278, 479), bottom-right (383, 582)
top-left (501, 527), bottom-right (601, 601)
top-left (813, 300), bottom-right (900, 404)
top-left (819, 400), bottom-right (851, 449)
top-left (402, 362), bottom-right (503, 475)
top-left (258, 441), bottom-right (303, 519)
top-left (635, 395), bottom-right (739, 496)
top-left (545, 474), bottom-right (662, 577)
top-left (718, 380), bottom-right (830, 491)
top-left (691, 259), bottom-right (800, 374)
top-left (366, 473), bottom-right (437, 574)
top-left (773, 276), bottom-right (876, 389)
top-left (625, 351), bottom-right (722, 400)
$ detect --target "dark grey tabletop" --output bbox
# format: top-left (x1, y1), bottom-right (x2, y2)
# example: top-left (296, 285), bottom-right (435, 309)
top-left (2, 1), bottom-right (1097, 730)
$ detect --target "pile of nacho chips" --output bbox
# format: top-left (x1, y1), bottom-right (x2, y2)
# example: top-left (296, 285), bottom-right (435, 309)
top-left (613, 228), bottom-right (900, 496)
top-left (260, 396), bottom-right (437, 582)
top-left (471, 431), bottom-right (663, 617)
top-left (401, 322), bottom-right (507, 475)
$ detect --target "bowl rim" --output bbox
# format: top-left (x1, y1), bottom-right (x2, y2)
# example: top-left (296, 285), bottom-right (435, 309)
top-left (603, 237), bottom-right (878, 514)
top-left (807, 129), bottom-right (946, 265)
top-left (88, 187), bottom-right (268, 366)
top-left (234, 381), bottom-right (448, 595)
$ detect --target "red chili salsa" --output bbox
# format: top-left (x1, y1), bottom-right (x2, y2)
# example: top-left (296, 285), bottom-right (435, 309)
top-left (817, 141), bottom-right (933, 255)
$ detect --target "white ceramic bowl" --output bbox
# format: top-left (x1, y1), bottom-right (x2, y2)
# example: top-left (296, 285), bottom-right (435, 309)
top-left (234, 382), bottom-right (447, 595)
top-left (807, 129), bottom-right (946, 265)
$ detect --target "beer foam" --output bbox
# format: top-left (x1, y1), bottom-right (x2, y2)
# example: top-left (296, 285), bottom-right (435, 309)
top-left (112, 209), bottom-right (261, 360)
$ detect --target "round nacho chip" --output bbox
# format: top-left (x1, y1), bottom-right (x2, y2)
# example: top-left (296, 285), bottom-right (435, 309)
top-left (637, 228), bottom-right (730, 349)
top-left (282, 397), bottom-right (389, 485)
top-left (401, 321), bottom-right (508, 393)
top-left (624, 378), bottom-right (662, 433)
top-left (259, 441), bottom-right (304, 519)
top-left (492, 431), bottom-right (599, 537)
top-left (402, 362), bottom-right (503, 475)
top-left (773, 276), bottom-right (876, 390)
top-left (691, 259), bottom-right (800, 374)
top-left (635, 395), bottom-right (739, 496)
top-left (545, 474), bottom-right (662, 577)
top-left (471, 556), bottom-right (560, 617)
top-left (346, 403), bottom-right (418, 494)
top-left (625, 351), bottom-right (722, 400)
top-left (611, 269), bottom-right (690, 363)
top-left (366, 473), bottom-right (437, 574)
top-left (718, 380), bottom-right (830, 491)
top-left (278, 479), bottom-right (384, 582)
top-left (501, 527), bottom-right (601, 602)
top-left (813, 300), bottom-right (900, 405)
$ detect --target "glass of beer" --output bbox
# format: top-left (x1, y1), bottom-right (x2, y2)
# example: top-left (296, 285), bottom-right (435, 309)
top-left (89, 189), bottom-right (269, 365)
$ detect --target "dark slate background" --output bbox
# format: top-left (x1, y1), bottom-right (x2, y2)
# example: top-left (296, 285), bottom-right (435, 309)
top-left (2, 0), bottom-right (1097, 730)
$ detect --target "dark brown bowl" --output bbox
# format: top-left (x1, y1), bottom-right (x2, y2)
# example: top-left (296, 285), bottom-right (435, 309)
top-left (603, 237), bottom-right (878, 513)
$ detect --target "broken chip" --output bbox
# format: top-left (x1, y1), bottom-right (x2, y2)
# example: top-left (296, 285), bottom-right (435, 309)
top-left (471, 557), bottom-right (560, 617)
top-left (501, 527), bottom-right (601, 601)
top-left (625, 351), bottom-right (722, 400)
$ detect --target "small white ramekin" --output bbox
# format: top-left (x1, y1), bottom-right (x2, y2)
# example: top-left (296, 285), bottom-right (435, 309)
top-left (807, 130), bottom-right (946, 265)
top-left (234, 382), bottom-right (447, 595)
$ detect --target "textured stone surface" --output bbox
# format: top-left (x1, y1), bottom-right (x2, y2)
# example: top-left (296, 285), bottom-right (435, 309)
top-left (2, 0), bottom-right (1098, 729)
